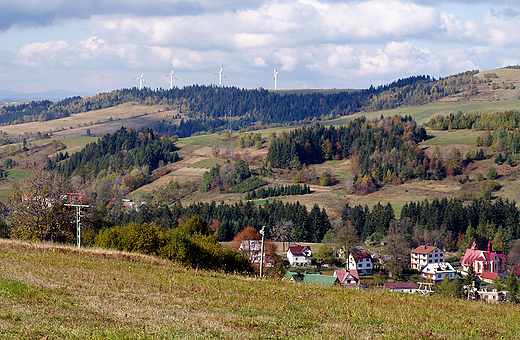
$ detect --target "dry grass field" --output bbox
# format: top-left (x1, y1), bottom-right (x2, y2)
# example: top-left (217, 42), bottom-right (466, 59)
top-left (1, 239), bottom-right (520, 339)
top-left (0, 102), bottom-right (178, 138)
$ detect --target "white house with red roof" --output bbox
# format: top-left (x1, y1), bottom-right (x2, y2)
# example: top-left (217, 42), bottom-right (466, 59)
top-left (382, 282), bottom-right (417, 293)
top-left (411, 245), bottom-right (445, 271)
top-left (460, 241), bottom-right (505, 275)
top-left (348, 251), bottom-right (373, 275)
top-left (287, 245), bottom-right (312, 267)
top-left (333, 269), bottom-right (361, 288)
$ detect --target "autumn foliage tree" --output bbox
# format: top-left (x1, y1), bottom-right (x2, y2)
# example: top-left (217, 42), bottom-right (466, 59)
top-left (8, 169), bottom-right (74, 243)
top-left (233, 226), bottom-right (278, 267)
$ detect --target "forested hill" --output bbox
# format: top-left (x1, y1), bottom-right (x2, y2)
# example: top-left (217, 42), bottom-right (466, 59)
top-left (56, 127), bottom-right (180, 180)
top-left (0, 71), bottom-right (477, 136)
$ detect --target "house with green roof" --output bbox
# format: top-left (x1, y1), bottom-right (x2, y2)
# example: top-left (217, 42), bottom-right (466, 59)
top-left (284, 272), bottom-right (339, 286)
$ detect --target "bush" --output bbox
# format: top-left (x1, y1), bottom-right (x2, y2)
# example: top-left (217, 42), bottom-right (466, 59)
top-left (487, 167), bottom-right (498, 180)
top-left (94, 223), bottom-right (165, 256)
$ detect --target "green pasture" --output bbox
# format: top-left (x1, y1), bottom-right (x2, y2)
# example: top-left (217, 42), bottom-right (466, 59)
top-left (325, 99), bottom-right (520, 126)
top-left (420, 128), bottom-right (481, 146)
top-left (189, 158), bottom-right (225, 168)
top-left (7, 170), bottom-right (31, 179)
top-left (58, 136), bottom-right (99, 154)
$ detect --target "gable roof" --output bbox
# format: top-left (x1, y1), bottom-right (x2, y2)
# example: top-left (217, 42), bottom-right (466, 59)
top-left (383, 282), bottom-right (417, 290)
top-left (288, 245), bottom-right (311, 256)
top-left (356, 251), bottom-right (372, 259)
top-left (285, 272), bottom-right (337, 285)
top-left (461, 248), bottom-right (499, 266)
top-left (412, 245), bottom-right (438, 255)
top-left (480, 271), bottom-right (499, 281)
top-left (302, 274), bottom-right (338, 286)
top-left (334, 269), bottom-right (360, 285)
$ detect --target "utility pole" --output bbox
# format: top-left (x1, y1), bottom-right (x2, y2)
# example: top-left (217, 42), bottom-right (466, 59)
top-left (65, 193), bottom-right (89, 248)
top-left (259, 226), bottom-right (265, 278)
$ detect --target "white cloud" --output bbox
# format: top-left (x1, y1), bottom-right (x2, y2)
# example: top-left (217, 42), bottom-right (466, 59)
top-left (2, 0), bottom-right (520, 93)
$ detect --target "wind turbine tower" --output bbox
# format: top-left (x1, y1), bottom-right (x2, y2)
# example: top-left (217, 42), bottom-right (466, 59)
top-left (215, 65), bottom-right (226, 87)
top-left (165, 67), bottom-right (177, 90)
top-left (134, 72), bottom-right (146, 90)
top-left (273, 67), bottom-right (279, 90)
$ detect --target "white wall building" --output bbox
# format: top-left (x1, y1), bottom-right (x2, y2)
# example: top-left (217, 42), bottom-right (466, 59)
top-left (411, 245), bottom-right (445, 271)
top-left (287, 245), bottom-right (312, 267)
top-left (348, 251), bottom-right (373, 275)
top-left (421, 262), bottom-right (458, 282)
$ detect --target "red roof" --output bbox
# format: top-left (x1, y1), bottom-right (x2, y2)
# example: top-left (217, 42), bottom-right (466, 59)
top-left (461, 248), bottom-right (498, 266)
top-left (288, 245), bottom-right (311, 255)
top-left (356, 251), bottom-right (372, 259)
top-left (334, 269), bottom-right (360, 286)
top-left (480, 271), bottom-right (499, 280)
top-left (507, 265), bottom-right (520, 277)
top-left (383, 282), bottom-right (417, 289)
top-left (412, 245), bottom-right (438, 255)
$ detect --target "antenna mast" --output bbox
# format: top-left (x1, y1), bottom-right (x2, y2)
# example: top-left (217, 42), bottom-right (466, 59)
top-left (65, 193), bottom-right (90, 248)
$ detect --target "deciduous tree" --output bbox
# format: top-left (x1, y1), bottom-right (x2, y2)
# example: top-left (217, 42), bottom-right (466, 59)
top-left (8, 169), bottom-right (73, 243)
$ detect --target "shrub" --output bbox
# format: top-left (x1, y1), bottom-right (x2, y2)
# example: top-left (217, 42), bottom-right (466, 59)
top-left (94, 223), bottom-right (165, 256)
top-left (487, 167), bottom-right (498, 180)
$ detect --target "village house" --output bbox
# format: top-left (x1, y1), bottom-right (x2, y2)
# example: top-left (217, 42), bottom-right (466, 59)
top-left (460, 241), bottom-right (506, 275)
top-left (348, 251), bottom-right (373, 275)
top-left (238, 240), bottom-right (262, 265)
top-left (477, 288), bottom-right (509, 303)
top-left (411, 245), bottom-right (445, 271)
top-left (287, 245), bottom-right (312, 267)
top-left (382, 282), bottom-right (417, 294)
top-left (421, 262), bottom-right (458, 282)
top-left (333, 269), bottom-right (361, 288)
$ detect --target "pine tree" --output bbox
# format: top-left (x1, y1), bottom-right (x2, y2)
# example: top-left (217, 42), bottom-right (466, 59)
top-left (506, 270), bottom-right (519, 303)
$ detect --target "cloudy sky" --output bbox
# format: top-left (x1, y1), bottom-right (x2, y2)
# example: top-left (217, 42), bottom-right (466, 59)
top-left (0, 0), bottom-right (519, 95)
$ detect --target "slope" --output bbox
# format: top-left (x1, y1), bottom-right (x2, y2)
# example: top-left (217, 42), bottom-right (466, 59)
top-left (1, 239), bottom-right (519, 339)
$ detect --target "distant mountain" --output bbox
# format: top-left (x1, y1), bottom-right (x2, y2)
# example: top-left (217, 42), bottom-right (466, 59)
top-left (0, 90), bottom-right (93, 103)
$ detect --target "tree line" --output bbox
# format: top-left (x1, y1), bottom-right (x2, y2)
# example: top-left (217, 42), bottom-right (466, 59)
top-left (427, 110), bottom-right (520, 131)
top-left (245, 184), bottom-right (311, 200)
top-left (103, 200), bottom-right (331, 243)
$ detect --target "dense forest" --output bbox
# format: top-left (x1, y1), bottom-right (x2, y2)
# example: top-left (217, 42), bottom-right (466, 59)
top-left (1, 71), bottom-right (478, 138)
top-left (266, 117), bottom-right (437, 192)
top-left (342, 197), bottom-right (520, 254)
top-left (55, 127), bottom-right (180, 180)
top-left (102, 200), bottom-right (331, 243)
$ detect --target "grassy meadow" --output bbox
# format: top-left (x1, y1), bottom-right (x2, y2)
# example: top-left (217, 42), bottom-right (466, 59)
top-left (1, 239), bottom-right (520, 339)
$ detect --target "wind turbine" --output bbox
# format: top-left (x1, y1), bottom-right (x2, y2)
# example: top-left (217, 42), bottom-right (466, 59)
top-left (165, 67), bottom-right (177, 90)
top-left (215, 65), bottom-right (226, 87)
top-left (273, 67), bottom-right (279, 90)
top-left (134, 72), bottom-right (146, 90)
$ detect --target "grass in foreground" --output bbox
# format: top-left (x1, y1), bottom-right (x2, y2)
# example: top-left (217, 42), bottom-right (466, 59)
top-left (1, 239), bottom-right (520, 339)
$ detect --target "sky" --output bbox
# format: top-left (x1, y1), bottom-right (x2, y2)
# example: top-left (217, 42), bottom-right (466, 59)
top-left (1, 0), bottom-right (520, 95)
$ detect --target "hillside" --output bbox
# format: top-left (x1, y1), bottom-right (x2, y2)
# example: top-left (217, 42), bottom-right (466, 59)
top-left (1, 239), bottom-right (519, 339)
top-left (1, 67), bottom-right (520, 245)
